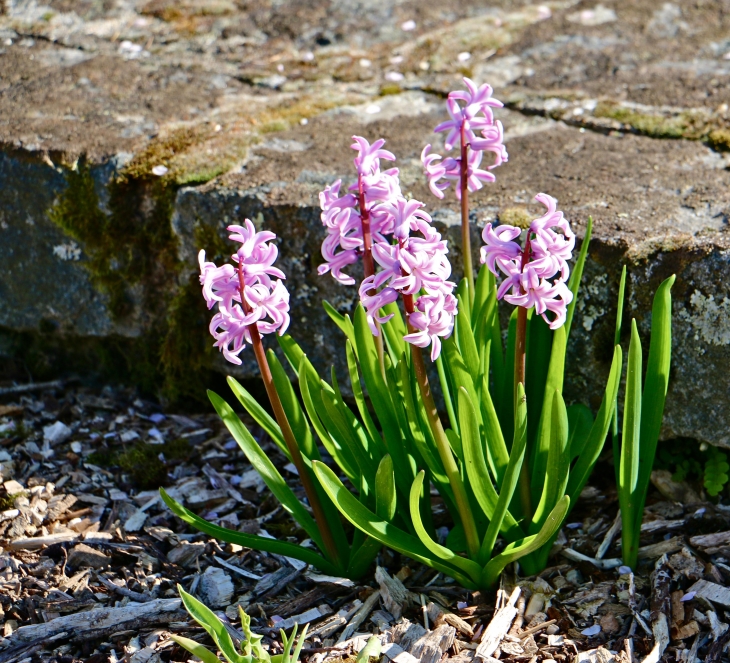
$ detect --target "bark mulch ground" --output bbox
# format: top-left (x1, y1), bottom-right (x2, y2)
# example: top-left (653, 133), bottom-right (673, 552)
top-left (1, 382), bottom-right (729, 663)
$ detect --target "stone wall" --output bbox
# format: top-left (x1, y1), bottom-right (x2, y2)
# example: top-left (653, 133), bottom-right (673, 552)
top-left (0, 0), bottom-right (728, 446)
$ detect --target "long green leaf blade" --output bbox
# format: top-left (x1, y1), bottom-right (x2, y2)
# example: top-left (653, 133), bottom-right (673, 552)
top-left (169, 636), bottom-right (222, 663)
top-left (479, 383), bottom-right (527, 564)
top-left (208, 390), bottom-right (323, 547)
top-left (409, 472), bottom-right (482, 580)
top-left (620, 319), bottom-right (643, 567)
top-left (481, 495), bottom-right (569, 588)
top-left (635, 275), bottom-right (674, 531)
top-left (312, 461), bottom-right (477, 588)
top-left (565, 216), bottom-right (592, 339)
top-left (161, 489), bottom-right (337, 574)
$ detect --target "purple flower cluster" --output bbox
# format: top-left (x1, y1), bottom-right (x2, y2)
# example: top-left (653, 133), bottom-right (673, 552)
top-left (421, 78), bottom-right (508, 200)
top-left (199, 219), bottom-right (290, 364)
top-left (318, 136), bottom-right (402, 285)
top-left (318, 136), bottom-right (457, 360)
top-left (480, 193), bottom-right (575, 329)
top-left (359, 199), bottom-right (457, 361)
top-left (421, 77), bottom-right (508, 200)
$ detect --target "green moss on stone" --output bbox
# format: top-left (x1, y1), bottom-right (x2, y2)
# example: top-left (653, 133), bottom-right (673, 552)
top-left (707, 128), bottom-right (730, 152)
top-left (594, 102), bottom-right (688, 139)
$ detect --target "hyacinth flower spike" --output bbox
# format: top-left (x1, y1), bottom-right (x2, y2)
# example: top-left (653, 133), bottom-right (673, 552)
top-left (164, 219), bottom-right (343, 568)
top-left (480, 193), bottom-right (575, 516)
top-left (422, 77), bottom-right (508, 299)
top-left (317, 135), bottom-right (404, 376)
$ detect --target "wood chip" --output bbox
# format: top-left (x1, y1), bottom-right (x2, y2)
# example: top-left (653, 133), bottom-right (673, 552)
top-left (198, 566), bottom-right (234, 608)
top-left (6, 598), bottom-right (183, 645)
top-left (687, 580), bottom-right (730, 609)
top-left (375, 566), bottom-right (416, 620)
top-left (475, 587), bottom-right (521, 661)
top-left (338, 590), bottom-right (381, 643)
top-left (9, 531), bottom-right (79, 550)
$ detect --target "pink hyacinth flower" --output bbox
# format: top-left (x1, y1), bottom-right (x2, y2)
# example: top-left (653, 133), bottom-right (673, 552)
top-left (199, 220), bottom-right (290, 365)
top-left (479, 193), bottom-right (574, 330)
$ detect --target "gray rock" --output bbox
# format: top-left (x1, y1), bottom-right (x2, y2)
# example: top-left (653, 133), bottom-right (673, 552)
top-left (43, 422), bottom-right (72, 446)
top-left (0, 0), bottom-right (729, 451)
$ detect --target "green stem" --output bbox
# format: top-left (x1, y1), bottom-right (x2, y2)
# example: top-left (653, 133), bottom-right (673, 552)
top-left (403, 292), bottom-right (480, 560)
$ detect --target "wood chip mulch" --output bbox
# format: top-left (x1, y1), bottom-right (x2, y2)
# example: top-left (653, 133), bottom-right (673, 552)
top-left (1, 382), bottom-right (730, 663)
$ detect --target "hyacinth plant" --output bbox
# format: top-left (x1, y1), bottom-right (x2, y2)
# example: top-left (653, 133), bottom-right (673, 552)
top-left (161, 78), bottom-right (674, 590)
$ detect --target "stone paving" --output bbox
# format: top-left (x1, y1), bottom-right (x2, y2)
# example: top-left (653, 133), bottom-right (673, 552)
top-left (0, 0), bottom-right (729, 447)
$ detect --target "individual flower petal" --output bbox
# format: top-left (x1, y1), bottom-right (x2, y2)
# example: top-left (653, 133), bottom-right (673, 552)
top-left (351, 135), bottom-right (396, 176)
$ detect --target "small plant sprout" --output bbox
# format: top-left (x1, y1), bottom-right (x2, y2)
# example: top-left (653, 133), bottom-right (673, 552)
top-left (172, 585), bottom-right (308, 663)
top-left (422, 77), bottom-right (508, 297)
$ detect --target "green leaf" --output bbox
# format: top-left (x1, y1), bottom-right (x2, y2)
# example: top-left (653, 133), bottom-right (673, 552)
top-left (497, 309), bottom-right (518, 441)
top-left (456, 295), bottom-right (480, 386)
top-left (565, 345), bottom-right (622, 505)
top-left (472, 263), bottom-right (492, 333)
top-left (436, 354), bottom-right (459, 435)
top-left (456, 277), bottom-right (471, 321)
top-left (375, 455), bottom-right (397, 521)
top-left (346, 340), bottom-right (386, 454)
top-left (622, 321), bottom-right (643, 499)
top-left (565, 216), bottom-right (592, 339)
top-left (227, 377), bottom-right (288, 459)
top-left (312, 461), bottom-right (477, 588)
top-left (566, 404), bottom-right (594, 459)
top-left (531, 325), bottom-right (567, 506)
top-left (353, 307), bottom-right (404, 463)
top-left (356, 636), bottom-right (382, 663)
top-left (635, 275), bottom-right (674, 531)
top-left (620, 320), bottom-right (643, 568)
top-left (297, 358), bottom-right (358, 483)
top-left (525, 314), bottom-right (552, 448)
top-left (323, 300), bottom-right (356, 347)
top-left (459, 387), bottom-right (520, 537)
top-left (170, 636), bottom-right (225, 663)
top-left (268, 350), bottom-right (318, 460)
top-left (320, 386), bottom-right (377, 488)
top-left (611, 265), bottom-right (627, 485)
top-left (530, 390), bottom-right (570, 536)
top-left (478, 374), bottom-right (509, 488)
top-left (161, 489), bottom-right (336, 574)
top-left (409, 471), bottom-right (483, 581)
top-left (481, 495), bottom-right (570, 588)
top-left (208, 391), bottom-right (323, 547)
top-left (479, 383), bottom-right (527, 564)
top-left (178, 585), bottom-right (249, 663)
top-left (380, 301), bottom-right (407, 364)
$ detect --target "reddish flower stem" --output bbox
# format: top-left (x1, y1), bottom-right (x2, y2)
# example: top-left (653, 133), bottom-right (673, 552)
top-left (237, 264), bottom-right (341, 566)
top-left (514, 235), bottom-right (533, 520)
top-left (460, 122), bottom-right (474, 301)
top-left (358, 174), bottom-right (387, 378)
